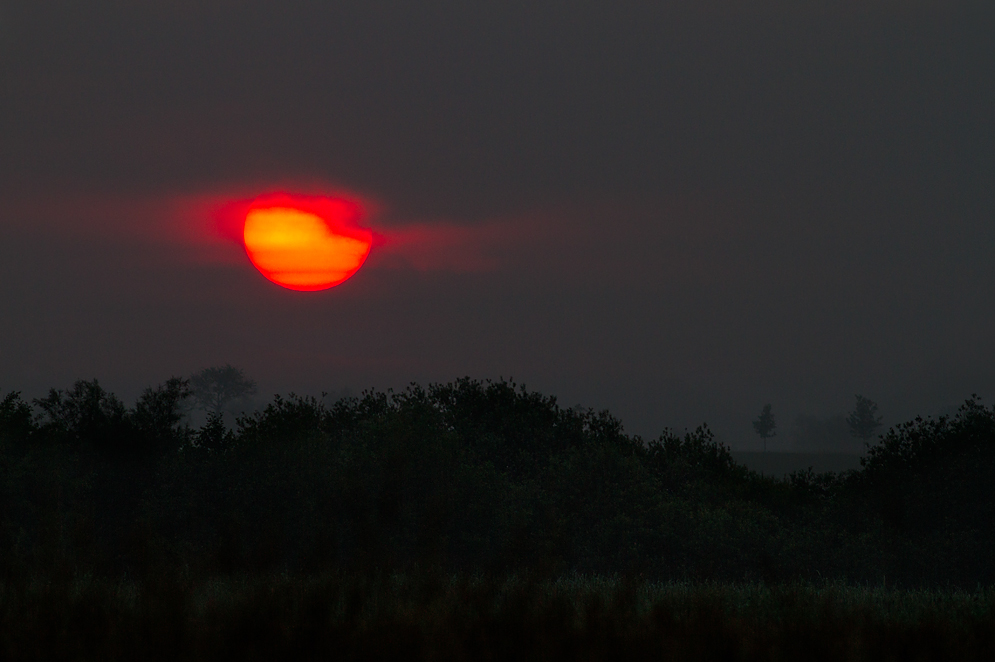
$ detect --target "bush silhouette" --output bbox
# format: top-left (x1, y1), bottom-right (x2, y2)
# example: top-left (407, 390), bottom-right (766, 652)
top-left (0, 378), bottom-right (993, 586)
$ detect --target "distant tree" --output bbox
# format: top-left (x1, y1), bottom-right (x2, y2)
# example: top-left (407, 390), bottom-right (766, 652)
top-left (189, 365), bottom-right (257, 416)
top-left (752, 404), bottom-right (776, 452)
top-left (847, 394), bottom-right (883, 440)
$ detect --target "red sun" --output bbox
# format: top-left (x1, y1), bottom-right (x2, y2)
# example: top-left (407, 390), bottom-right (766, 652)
top-left (237, 193), bottom-right (373, 291)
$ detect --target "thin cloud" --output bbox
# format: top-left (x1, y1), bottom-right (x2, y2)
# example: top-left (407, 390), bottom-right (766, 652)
top-left (370, 221), bottom-right (518, 273)
top-left (2, 188), bottom-right (745, 282)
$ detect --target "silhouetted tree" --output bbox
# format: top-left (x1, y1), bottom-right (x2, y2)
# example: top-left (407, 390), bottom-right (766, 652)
top-left (131, 377), bottom-right (192, 454)
top-left (34, 379), bottom-right (130, 452)
top-left (194, 411), bottom-right (235, 453)
top-left (0, 391), bottom-right (34, 444)
top-left (752, 404), bottom-right (776, 452)
top-left (847, 395), bottom-right (882, 440)
top-left (190, 365), bottom-right (257, 416)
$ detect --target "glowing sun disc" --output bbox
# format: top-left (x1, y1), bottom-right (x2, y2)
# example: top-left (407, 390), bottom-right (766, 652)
top-left (241, 197), bottom-right (373, 291)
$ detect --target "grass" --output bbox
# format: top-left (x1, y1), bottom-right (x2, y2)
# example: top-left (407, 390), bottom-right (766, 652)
top-left (2, 573), bottom-right (993, 661)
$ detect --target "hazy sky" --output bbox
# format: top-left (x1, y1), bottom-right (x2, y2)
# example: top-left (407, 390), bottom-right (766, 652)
top-left (1, 1), bottom-right (993, 448)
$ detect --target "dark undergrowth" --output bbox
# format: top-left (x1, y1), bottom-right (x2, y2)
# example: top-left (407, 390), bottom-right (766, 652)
top-left (2, 572), bottom-right (994, 661)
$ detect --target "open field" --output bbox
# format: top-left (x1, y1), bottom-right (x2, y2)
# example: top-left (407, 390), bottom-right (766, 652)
top-left (2, 573), bottom-right (993, 661)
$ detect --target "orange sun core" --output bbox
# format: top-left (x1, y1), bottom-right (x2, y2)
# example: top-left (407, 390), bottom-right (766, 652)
top-left (241, 195), bottom-right (373, 291)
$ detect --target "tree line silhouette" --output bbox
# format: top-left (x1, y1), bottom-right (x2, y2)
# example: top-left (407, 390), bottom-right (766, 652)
top-left (1, 375), bottom-right (993, 586)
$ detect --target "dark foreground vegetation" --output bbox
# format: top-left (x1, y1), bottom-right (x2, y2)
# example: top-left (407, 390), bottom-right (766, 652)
top-left (1, 378), bottom-right (994, 658)
top-left (4, 574), bottom-right (995, 661)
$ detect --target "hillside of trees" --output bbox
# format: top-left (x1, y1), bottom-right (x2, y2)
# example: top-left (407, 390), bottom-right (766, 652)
top-left (1, 377), bottom-right (993, 587)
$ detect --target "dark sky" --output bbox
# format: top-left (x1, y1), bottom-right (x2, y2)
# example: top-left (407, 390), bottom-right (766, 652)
top-left (1, 0), bottom-right (993, 448)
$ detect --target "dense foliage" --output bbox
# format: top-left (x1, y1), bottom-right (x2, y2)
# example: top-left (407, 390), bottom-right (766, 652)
top-left (1, 379), bottom-right (993, 586)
